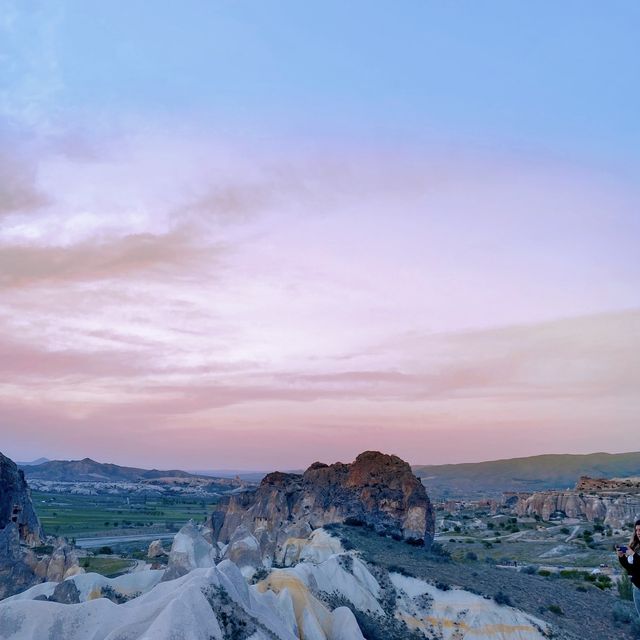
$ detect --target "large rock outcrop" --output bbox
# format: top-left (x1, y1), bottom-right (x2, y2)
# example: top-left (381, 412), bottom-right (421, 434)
top-left (210, 451), bottom-right (435, 565)
top-left (0, 451), bottom-right (83, 600)
top-left (0, 452), bottom-right (46, 599)
top-left (0, 452), bottom-right (43, 546)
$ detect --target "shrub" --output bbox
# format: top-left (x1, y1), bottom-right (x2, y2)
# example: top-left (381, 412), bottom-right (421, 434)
top-left (435, 581), bottom-right (451, 591)
top-left (559, 569), bottom-right (585, 580)
top-left (521, 565), bottom-right (537, 575)
top-left (388, 564), bottom-right (414, 577)
top-left (406, 537), bottom-right (424, 547)
top-left (548, 604), bottom-right (564, 615)
top-left (250, 568), bottom-right (269, 584)
top-left (429, 543), bottom-right (451, 560)
top-left (619, 573), bottom-right (633, 601)
top-left (494, 591), bottom-right (512, 606)
top-left (465, 551), bottom-right (478, 561)
top-left (344, 517), bottom-right (365, 527)
top-left (612, 601), bottom-right (633, 624)
top-left (98, 546), bottom-right (113, 555)
top-left (595, 574), bottom-right (612, 590)
top-left (538, 570), bottom-right (551, 577)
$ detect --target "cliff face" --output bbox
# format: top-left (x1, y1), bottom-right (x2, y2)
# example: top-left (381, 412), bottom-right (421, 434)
top-left (0, 452), bottom-right (43, 546)
top-left (210, 451), bottom-right (435, 564)
top-left (510, 476), bottom-right (640, 528)
top-left (0, 452), bottom-right (46, 599)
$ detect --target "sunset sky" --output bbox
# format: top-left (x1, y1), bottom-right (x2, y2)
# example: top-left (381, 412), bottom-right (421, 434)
top-left (1, 1), bottom-right (639, 469)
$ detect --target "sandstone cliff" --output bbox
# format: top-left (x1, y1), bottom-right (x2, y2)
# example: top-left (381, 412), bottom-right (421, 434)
top-left (209, 451), bottom-right (435, 566)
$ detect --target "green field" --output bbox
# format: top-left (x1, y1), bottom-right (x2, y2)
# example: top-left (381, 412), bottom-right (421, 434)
top-left (78, 557), bottom-right (135, 577)
top-left (32, 491), bottom-right (220, 538)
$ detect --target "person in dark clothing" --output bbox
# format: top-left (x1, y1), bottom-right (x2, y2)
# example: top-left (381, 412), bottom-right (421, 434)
top-left (618, 519), bottom-right (640, 617)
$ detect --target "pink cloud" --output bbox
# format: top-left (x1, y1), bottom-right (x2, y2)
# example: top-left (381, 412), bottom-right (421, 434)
top-left (0, 229), bottom-right (219, 289)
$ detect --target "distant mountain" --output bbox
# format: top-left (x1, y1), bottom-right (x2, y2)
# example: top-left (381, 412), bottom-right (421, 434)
top-left (15, 457), bottom-right (50, 467)
top-left (413, 451), bottom-right (640, 499)
top-left (20, 457), bottom-right (219, 483)
top-left (188, 468), bottom-right (304, 483)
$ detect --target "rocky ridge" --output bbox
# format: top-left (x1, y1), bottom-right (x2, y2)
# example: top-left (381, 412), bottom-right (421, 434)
top-left (507, 475), bottom-right (640, 528)
top-left (209, 451), bottom-right (435, 567)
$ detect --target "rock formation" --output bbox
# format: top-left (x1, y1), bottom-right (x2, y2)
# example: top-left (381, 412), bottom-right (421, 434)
top-left (0, 523), bottom-right (550, 640)
top-left (575, 475), bottom-right (640, 493)
top-left (210, 451), bottom-right (435, 566)
top-left (31, 541), bottom-right (83, 582)
top-left (0, 451), bottom-right (83, 600)
top-left (0, 452), bottom-right (43, 546)
top-left (147, 539), bottom-right (168, 558)
top-left (507, 476), bottom-right (640, 528)
top-left (163, 520), bottom-right (216, 581)
top-left (0, 452), bottom-right (46, 599)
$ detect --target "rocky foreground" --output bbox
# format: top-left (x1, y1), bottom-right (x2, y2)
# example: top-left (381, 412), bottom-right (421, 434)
top-left (2, 449), bottom-right (630, 639)
top-left (0, 521), bottom-right (550, 640)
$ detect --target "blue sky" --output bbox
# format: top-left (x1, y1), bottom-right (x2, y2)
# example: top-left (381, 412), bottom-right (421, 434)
top-left (5, 1), bottom-right (640, 166)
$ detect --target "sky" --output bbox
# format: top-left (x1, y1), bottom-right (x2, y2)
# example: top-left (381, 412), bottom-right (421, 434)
top-left (1, 1), bottom-right (639, 469)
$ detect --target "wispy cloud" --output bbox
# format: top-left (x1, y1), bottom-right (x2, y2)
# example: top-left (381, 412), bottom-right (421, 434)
top-left (0, 228), bottom-right (218, 288)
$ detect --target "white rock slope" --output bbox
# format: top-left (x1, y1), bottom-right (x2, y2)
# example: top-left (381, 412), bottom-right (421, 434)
top-left (0, 523), bottom-right (549, 640)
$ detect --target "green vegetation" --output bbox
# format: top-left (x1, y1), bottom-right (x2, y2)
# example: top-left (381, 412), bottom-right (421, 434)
top-left (79, 557), bottom-right (134, 577)
top-left (619, 573), bottom-right (633, 601)
top-left (32, 491), bottom-right (219, 537)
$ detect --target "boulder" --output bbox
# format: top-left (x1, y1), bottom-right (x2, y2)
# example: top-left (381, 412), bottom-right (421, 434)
top-left (163, 521), bottom-right (216, 581)
top-left (223, 525), bottom-right (262, 570)
top-left (147, 540), bottom-right (168, 558)
top-left (48, 579), bottom-right (80, 605)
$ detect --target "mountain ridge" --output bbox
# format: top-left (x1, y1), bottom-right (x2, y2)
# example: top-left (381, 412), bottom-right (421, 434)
top-left (20, 457), bottom-right (227, 484)
top-left (414, 451), bottom-right (640, 498)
